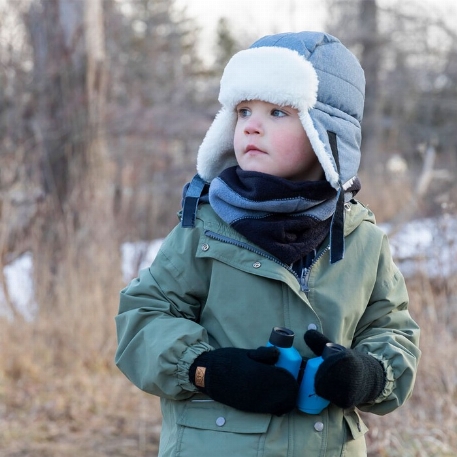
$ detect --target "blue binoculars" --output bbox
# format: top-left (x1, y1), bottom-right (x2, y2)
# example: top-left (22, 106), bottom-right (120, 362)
top-left (267, 326), bottom-right (344, 414)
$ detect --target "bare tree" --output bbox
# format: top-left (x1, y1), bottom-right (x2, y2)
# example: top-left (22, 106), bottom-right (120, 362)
top-left (0, 0), bottom-right (210, 318)
top-left (104, 0), bottom-right (210, 241)
top-left (21, 0), bottom-right (119, 313)
top-left (358, 0), bottom-right (382, 169)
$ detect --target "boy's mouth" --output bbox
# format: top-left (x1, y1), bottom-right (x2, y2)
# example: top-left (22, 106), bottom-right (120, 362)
top-left (245, 144), bottom-right (266, 154)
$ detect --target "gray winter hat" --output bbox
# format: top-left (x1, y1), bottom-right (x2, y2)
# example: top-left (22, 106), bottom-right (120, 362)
top-left (196, 32), bottom-right (365, 191)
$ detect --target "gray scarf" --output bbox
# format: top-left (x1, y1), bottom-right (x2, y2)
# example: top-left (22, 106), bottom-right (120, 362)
top-left (209, 167), bottom-right (339, 265)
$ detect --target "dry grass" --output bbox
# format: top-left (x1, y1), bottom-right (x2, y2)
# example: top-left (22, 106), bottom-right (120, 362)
top-left (1, 171), bottom-right (457, 456)
top-left (362, 274), bottom-right (457, 456)
top-left (0, 280), bottom-right (163, 457)
top-left (0, 218), bottom-right (163, 457)
top-left (0, 358), bottom-right (161, 457)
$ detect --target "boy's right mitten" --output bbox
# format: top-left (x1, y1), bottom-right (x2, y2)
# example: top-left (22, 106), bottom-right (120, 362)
top-left (189, 346), bottom-right (299, 416)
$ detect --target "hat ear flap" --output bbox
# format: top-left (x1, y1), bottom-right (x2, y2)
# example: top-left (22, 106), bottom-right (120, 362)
top-left (299, 111), bottom-right (339, 189)
top-left (197, 107), bottom-right (238, 182)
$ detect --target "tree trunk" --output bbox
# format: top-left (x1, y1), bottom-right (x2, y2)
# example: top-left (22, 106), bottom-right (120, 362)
top-left (82, 0), bottom-right (121, 293)
top-left (358, 0), bottom-right (382, 170)
top-left (26, 0), bottom-right (120, 316)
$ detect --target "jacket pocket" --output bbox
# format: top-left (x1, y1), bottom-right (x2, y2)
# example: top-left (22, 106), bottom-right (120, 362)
top-left (342, 410), bottom-right (369, 456)
top-left (175, 400), bottom-right (272, 457)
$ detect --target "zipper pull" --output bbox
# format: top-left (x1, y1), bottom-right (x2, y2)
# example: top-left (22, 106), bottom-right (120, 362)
top-left (300, 267), bottom-right (310, 292)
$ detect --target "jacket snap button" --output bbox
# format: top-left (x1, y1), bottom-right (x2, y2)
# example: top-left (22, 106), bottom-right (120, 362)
top-left (314, 421), bottom-right (324, 432)
top-left (308, 323), bottom-right (318, 330)
top-left (253, 261), bottom-right (261, 268)
top-left (216, 416), bottom-right (226, 427)
top-left (201, 243), bottom-right (210, 251)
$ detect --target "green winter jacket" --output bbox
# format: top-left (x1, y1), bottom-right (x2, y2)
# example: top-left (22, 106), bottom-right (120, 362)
top-left (115, 200), bottom-right (420, 457)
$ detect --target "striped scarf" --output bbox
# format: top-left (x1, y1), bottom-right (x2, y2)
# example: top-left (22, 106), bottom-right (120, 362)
top-left (209, 166), bottom-right (339, 265)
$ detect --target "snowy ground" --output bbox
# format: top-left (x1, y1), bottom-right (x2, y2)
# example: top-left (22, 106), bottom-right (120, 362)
top-left (381, 214), bottom-right (457, 278)
top-left (2, 215), bottom-right (456, 320)
top-left (0, 253), bottom-right (38, 321)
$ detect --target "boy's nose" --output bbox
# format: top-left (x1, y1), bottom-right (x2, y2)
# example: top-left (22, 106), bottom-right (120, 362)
top-left (244, 117), bottom-right (263, 135)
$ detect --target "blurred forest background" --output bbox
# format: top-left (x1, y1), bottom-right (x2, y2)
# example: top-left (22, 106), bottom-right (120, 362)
top-left (1, 0), bottom-right (456, 455)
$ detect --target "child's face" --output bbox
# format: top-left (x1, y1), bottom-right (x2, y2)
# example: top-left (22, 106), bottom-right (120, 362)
top-left (234, 100), bottom-right (323, 181)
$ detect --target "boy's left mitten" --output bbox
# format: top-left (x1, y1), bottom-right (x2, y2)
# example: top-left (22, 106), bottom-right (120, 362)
top-left (304, 330), bottom-right (386, 409)
top-left (189, 346), bottom-right (299, 415)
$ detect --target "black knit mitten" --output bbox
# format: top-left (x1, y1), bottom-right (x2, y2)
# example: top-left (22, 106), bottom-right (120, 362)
top-left (189, 346), bottom-right (299, 415)
top-left (304, 330), bottom-right (386, 409)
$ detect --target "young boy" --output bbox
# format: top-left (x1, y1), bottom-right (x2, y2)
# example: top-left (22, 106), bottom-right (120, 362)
top-left (115, 32), bottom-right (420, 456)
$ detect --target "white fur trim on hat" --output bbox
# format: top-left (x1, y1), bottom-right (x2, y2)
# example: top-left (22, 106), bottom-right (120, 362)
top-left (197, 46), bottom-right (339, 188)
top-left (219, 47), bottom-right (318, 111)
top-left (196, 107), bottom-right (238, 181)
top-left (299, 111), bottom-right (339, 188)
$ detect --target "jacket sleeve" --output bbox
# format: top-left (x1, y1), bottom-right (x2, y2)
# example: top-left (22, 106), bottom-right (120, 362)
top-left (115, 222), bottom-right (213, 400)
top-left (353, 233), bottom-right (421, 415)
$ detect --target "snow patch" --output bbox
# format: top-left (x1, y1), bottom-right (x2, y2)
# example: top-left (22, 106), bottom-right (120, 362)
top-left (0, 252), bottom-right (38, 321)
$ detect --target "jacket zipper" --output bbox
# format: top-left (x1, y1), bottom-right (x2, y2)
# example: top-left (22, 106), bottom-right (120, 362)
top-left (299, 247), bottom-right (330, 293)
top-left (205, 229), bottom-right (326, 292)
top-left (205, 229), bottom-right (290, 268)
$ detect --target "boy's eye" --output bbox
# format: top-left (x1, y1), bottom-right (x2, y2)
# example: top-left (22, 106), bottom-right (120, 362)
top-left (271, 109), bottom-right (287, 117)
top-left (237, 107), bottom-right (251, 118)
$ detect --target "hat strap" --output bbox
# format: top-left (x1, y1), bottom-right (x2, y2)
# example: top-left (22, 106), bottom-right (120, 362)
top-left (328, 131), bottom-right (345, 263)
top-left (181, 174), bottom-right (209, 228)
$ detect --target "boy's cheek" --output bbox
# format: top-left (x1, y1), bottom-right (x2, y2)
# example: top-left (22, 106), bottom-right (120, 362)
top-left (233, 138), bottom-right (243, 157)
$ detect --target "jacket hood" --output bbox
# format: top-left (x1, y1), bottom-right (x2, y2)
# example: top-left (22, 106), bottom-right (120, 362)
top-left (196, 31), bottom-right (365, 190)
top-left (343, 200), bottom-right (376, 238)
